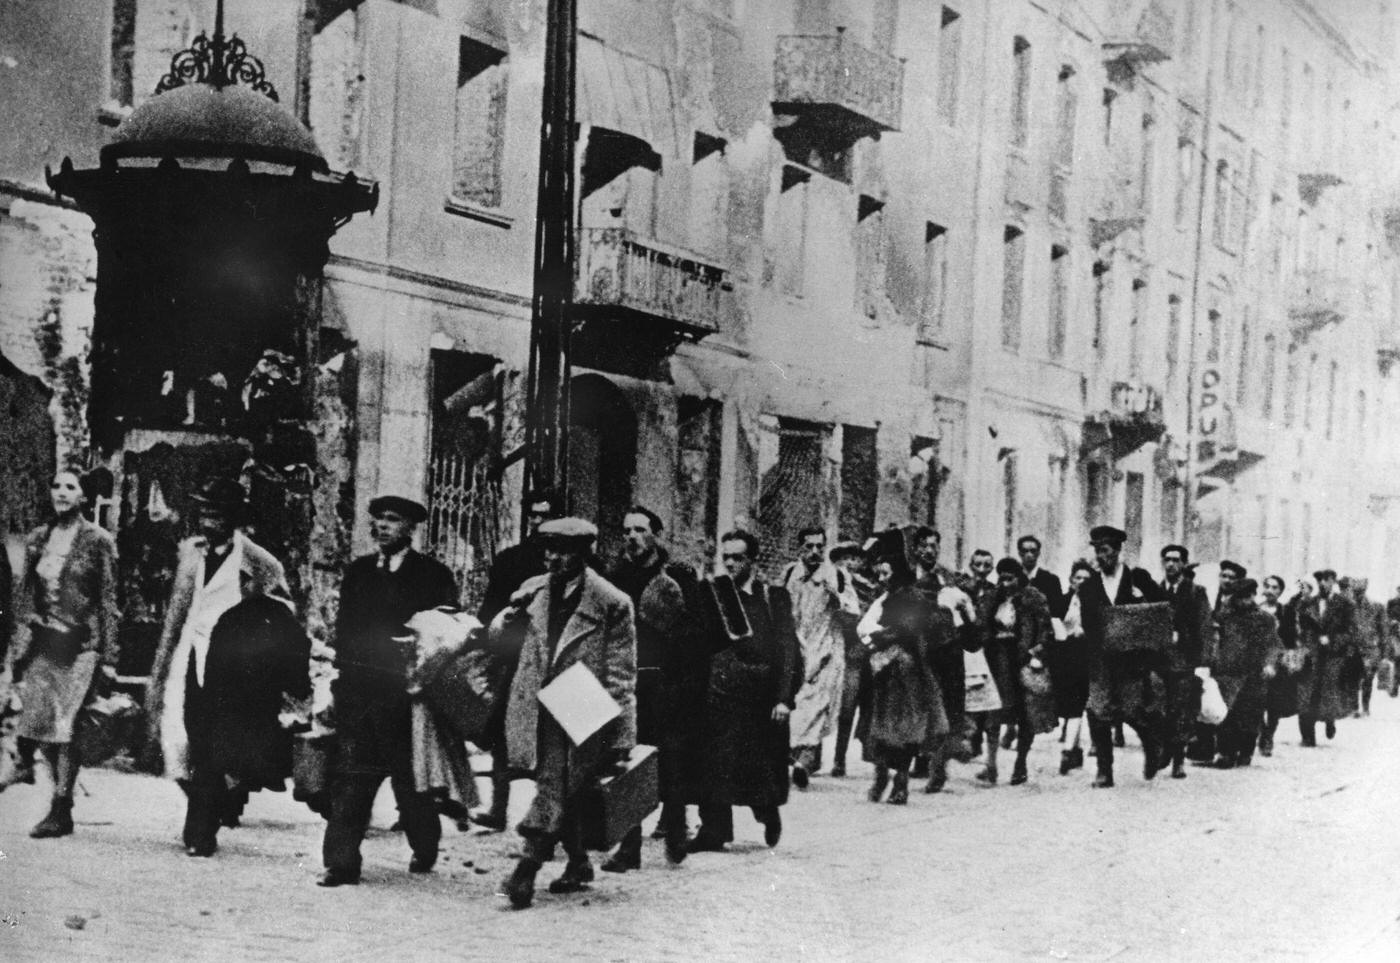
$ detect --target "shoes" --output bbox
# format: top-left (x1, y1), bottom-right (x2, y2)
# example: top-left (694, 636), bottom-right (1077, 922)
top-left (762, 811), bottom-right (782, 848)
top-left (1113, 728), bottom-right (1126, 748)
top-left (790, 765), bottom-right (809, 790)
top-left (30, 798), bottom-right (74, 839)
top-left (1325, 721), bottom-right (1337, 740)
top-left (501, 859), bottom-right (538, 909)
top-left (1010, 760), bottom-right (1028, 786)
top-left (950, 741), bottom-right (974, 764)
top-left (470, 810), bottom-right (507, 832)
top-left (0, 761), bottom-right (35, 794)
top-left (1000, 729), bottom-right (1016, 750)
top-left (974, 766), bottom-right (998, 786)
top-left (923, 770), bottom-right (947, 794)
top-left (868, 766), bottom-right (890, 802)
top-left (664, 836), bottom-right (688, 865)
top-left (408, 854), bottom-right (436, 873)
top-left (1059, 747), bottom-right (1083, 775)
top-left (685, 834), bottom-right (727, 854)
top-left (600, 851), bottom-right (640, 873)
top-left (887, 772), bottom-right (909, 805)
top-left (1171, 759), bottom-right (1187, 779)
top-left (1091, 769), bottom-right (1115, 789)
top-left (830, 762), bottom-right (846, 778)
top-left (911, 757), bottom-right (931, 779)
top-left (1211, 756), bottom-right (1237, 770)
top-left (1259, 736), bottom-right (1274, 757)
top-left (547, 859), bottom-right (594, 894)
top-left (1142, 742), bottom-right (1162, 781)
top-left (184, 841), bottom-right (218, 858)
top-left (1301, 737), bottom-right (1317, 747)
top-left (317, 868), bottom-right (361, 887)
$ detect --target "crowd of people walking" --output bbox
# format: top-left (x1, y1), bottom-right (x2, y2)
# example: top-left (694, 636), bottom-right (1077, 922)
top-left (2, 468), bottom-right (1397, 911)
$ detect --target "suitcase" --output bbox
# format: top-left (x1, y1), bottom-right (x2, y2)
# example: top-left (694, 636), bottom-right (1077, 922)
top-left (1102, 601), bottom-right (1173, 654)
top-left (421, 648), bottom-right (500, 744)
top-left (579, 744), bottom-right (660, 851)
top-left (291, 732), bottom-right (334, 816)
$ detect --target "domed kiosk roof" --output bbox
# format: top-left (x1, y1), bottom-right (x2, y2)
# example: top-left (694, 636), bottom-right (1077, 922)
top-left (104, 82), bottom-right (328, 173)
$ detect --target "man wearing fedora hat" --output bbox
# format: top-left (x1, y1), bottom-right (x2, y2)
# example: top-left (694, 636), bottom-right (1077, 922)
top-left (1078, 525), bottom-right (1168, 787)
top-left (146, 476), bottom-right (289, 855)
top-left (1295, 568), bottom-right (1354, 747)
top-left (318, 494), bottom-right (458, 887)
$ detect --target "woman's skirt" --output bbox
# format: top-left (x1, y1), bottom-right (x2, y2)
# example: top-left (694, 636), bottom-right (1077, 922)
top-left (15, 651), bottom-right (98, 744)
top-left (1045, 637), bottom-right (1091, 718)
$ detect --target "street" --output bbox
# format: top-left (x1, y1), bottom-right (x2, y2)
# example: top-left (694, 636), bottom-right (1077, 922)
top-left (3, 698), bottom-right (1399, 963)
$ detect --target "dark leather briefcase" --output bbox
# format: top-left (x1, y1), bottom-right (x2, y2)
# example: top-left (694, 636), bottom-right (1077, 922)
top-left (1103, 601), bottom-right (1173, 654)
top-left (579, 744), bottom-right (659, 851)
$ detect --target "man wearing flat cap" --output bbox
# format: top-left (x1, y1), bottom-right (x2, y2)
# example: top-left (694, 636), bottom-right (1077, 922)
top-left (1158, 545), bottom-right (1214, 778)
top-left (319, 494), bottom-right (458, 886)
top-left (496, 517), bottom-right (638, 909)
top-left (1295, 568), bottom-right (1354, 747)
top-left (1077, 525), bottom-right (1168, 787)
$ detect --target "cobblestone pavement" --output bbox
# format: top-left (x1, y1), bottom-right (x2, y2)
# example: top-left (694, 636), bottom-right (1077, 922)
top-left (3, 696), bottom-right (1399, 962)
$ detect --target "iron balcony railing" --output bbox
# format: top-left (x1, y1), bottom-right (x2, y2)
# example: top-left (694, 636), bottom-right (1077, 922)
top-left (773, 31), bottom-right (904, 133)
top-left (575, 228), bottom-right (730, 335)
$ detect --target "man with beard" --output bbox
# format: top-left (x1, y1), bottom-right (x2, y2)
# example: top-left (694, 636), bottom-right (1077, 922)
top-left (1079, 525), bottom-right (1167, 788)
top-left (911, 527), bottom-right (977, 792)
top-left (688, 530), bottom-right (800, 853)
top-left (1296, 569), bottom-right (1355, 747)
top-left (599, 506), bottom-right (694, 871)
top-left (497, 518), bottom-right (637, 909)
top-left (1159, 545), bottom-right (1213, 779)
top-left (782, 527), bottom-right (861, 788)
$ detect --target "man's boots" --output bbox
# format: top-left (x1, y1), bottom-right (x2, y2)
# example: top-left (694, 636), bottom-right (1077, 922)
top-left (30, 795), bottom-right (74, 839)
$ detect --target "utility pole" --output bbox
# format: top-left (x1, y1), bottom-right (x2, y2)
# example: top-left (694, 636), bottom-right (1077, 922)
top-left (522, 0), bottom-right (578, 521)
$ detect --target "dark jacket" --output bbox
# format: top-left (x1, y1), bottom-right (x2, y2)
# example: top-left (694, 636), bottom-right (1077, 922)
top-left (187, 594), bottom-right (311, 789)
top-left (1213, 594), bottom-right (1275, 713)
top-left (1162, 574), bottom-right (1214, 670)
top-left (12, 519), bottom-right (120, 668)
top-left (606, 548), bottom-right (695, 749)
top-left (975, 584), bottom-right (1052, 715)
top-left (691, 578), bottom-right (801, 809)
top-left (1028, 568), bottom-right (1065, 619)
top-left (1080, 565), bottom-right (1167, 722)
top-left (0, 542), bottom-right (12, 665)
top-left (332, 549), bottom-right (458, 775)
top-left (1294, 589), bottom-right (1354, 723)
top-left (478, 541), bottom-right (545, 624)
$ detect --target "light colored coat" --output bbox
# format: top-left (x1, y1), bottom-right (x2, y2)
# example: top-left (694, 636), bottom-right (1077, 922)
top-left (497, 568), bottom-right (636, 835)
top-left (145, 531), bottom-right (287, 776)
top-left (12, 519), bottom-right (119, 666)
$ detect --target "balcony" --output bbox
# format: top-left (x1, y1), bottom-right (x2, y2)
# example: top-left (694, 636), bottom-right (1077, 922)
top-left (1102, 0), bottom-right (1174, 76)
top-left (773, 31), bottom-right (904, 140)
top-left (574, 228), bottom-right (730, 350)
top-left (1287, 270), bottom-right (1360, 342)
top-left (1089, 155), bottom-right (1145, 246)
top-left (1048, 167), bottom-right (1069, 222)
top-left (1379, 338), bottom-right (1400, 375)
top-left (1298, 172), bottom-right (1344, 206)
top-left (1005, 149), bottom-right (1041, 211)
top-left (1083, 380), bottom-right (1166, 459)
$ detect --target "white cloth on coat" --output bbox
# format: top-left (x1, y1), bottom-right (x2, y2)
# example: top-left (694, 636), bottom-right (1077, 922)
top-left (159, 533), bottom-right (248, 782)
top-left (784, 561), bottom-right (861, 749)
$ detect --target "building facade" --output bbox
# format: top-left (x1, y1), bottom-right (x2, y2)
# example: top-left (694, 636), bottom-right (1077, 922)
top-left (4, 0), bottom-right (1400, 631)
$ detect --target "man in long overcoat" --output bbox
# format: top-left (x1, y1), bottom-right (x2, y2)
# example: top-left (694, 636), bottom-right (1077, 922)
top-left (1160, 545), bottom-right (1214, 778)
top-left (1210, 579), bottom-right (1275, 768)
top-left (1296, 568), bottom-right (1354, 746)
top-left (318, 495), bottom-right (458, 886)
top-left (497, 518), bottom-right (637, 909)
top-left (1348, 577), bottom-right (1386, 716)
top-left (1079, 525), bottom-right (1168, 788)
top-left (600, 506), bottom-right (694, 871)
top-left (688, 529), bottom-right (801, 853)
top-left (910, 526), bottom-right (977, 790)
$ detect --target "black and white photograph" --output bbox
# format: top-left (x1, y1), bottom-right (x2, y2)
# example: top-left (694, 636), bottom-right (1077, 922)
top-left (1, 0), bottom-right (1399, 959)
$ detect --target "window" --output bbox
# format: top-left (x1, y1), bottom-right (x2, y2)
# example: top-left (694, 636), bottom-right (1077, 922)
top-left (920, 222), bottom-right (950, 339)
top-left (1279, 48), bottom-right (1292, 157)
top-left (1262, 333), bottom-right (1277, 419)
top-left (1001, 225), bottom-right (1026, 350)
top-left (1357, 389), bottom-right (1368, 444)
top-left (1236, 306), bottom-right (1251, 407)
top-left (1054, 65), bottom-right (1077, 168)
top-left (1011, 36), bottom-right (1032, 148)
top-left (1166, 294), bottom-right (1182, 389)
top-left (773, 166), bottom-right (811, 297)
top-left (1253, 25), bottom-right (1266, 110)
top-left (1213, 158), bottom-right (1231, 247)
top-left (1207, 309), bottom-right (1222, 364)
top-left (1001, 454), bottom-right (1018, 556)
top-left (936, 7), bottom-right (962, 126)
top-left (1139, 112), bottom-right (1155, 211)
top-left (1125, 471), bottom-right (1145, 561)
top-left (839, 425), bottom-right (879, 541)
top-left (1326, 361), bottom-right (1338, 440)
top-left (689, 133), bottom-right (729, 256)
top-left (109, 0), bottom-right (136, 109)
top-left (1283, 350), bottom-right (1298, 427)
top-left (855, 196), bottom-right (888, 320)
top-left (310, 6), bottom-right (366, 173)
top-left (1048, 245), bottom-right (1069, 360)
top-left (1129, 278), bottom-right (1147, 379)
top-left (1175, 130), bottom-right (1195, 230)
top-left (1103, 88), bottom-right (1118, 147)
top-left (1092, 260), bottom-right (1110, 357)
top-left (453, 35), bottom-right (509, 210)
top-left (1303, 353), bottom-right (1317, 430)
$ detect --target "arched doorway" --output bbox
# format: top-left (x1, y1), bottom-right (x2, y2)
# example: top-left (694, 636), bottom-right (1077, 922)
top-left (568, 373), bottom-right (636, 562)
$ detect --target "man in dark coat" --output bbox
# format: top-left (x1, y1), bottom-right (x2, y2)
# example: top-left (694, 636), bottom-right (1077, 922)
top-left (183, 592), bottom-right (310, 856)
top-left (1210, 579), bottom-right (1275, 768)
top-left (688, 529), bottom-right (800, 853)
top-left (1296, 569), bottom-right (1354, 747)
top-left (319, 495), bottom-right (458, 887)
top-left (1257, 575), bottom-right (1298, 757)
top-left (1079, 525), bottom-right (1168, 788)
top-left (1348, 578), bottom-right (1386, 717)
top-left (1018, 535), bottom-right (1065, 618)
top-left (0, 540), bottom-right (11, 667)
top-left (497, 518), bottom-right (637, 910)
top-left (830, 541), bottom-right (876, 778)
top-left (910, 526), bottom-right (977, 790)
top-left (599, 506), bottom-right (695, 871)
top-left (1159, 546), bottom-right (1214, 778)
top-left (473, 490), bottom-right (560, 832)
